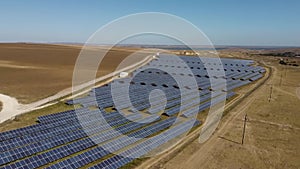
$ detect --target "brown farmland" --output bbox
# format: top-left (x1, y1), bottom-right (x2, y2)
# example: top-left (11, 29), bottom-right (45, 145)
top-left (0, 43), bottom-right (148, 103)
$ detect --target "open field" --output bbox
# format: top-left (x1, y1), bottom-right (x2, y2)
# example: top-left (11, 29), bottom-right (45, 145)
top-left (144, 54), bottom-right (300, 169)
top-left (0, 43), bottom-right (149, 103)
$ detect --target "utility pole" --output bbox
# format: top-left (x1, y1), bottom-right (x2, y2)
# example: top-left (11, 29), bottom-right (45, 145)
top-left (242, 114), bottom-right (247, 145)
top-left (268, 85), bottom-right (273, 102)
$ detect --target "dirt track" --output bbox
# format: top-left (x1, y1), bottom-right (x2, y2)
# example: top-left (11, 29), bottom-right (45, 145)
top-left (0, 43), bottom-right (160, 124)
top-left (0, 44), bottom-right (156, 123)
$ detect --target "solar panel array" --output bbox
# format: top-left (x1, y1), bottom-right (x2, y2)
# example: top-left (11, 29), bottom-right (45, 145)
top-left (0, 55), bottom-right (264, 169)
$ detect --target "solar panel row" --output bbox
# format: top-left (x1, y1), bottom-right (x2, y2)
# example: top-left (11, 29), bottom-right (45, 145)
top-left (0, 110), bottom-right (139, 152)
top-left (45, 117), bottom-right (183, 169)
top-left (1, 115), bottom-right (160, 169)
top-left (89, 118), bottom-right (200, 169)
top-left (0, 113), bottom-right (143, 165)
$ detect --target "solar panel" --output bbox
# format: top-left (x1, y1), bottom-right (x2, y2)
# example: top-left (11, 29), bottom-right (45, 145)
top-left (2, 115), bottom-right (160, 169)
top-left (45, 117), bottom-right (178, 169)
top-left (0, 54), bottom-right (265, 169)
top-left (89, 118), bottom-right (200, 169)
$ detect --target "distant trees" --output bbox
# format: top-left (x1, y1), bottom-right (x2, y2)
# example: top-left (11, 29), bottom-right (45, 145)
top-left (260, 52), bottom-right (298, 57)
top-left (279, 58), bottom-right (299, 66)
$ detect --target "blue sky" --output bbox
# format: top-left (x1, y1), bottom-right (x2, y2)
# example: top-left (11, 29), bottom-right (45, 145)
top-left (0, 0), bottom-right (299, 46)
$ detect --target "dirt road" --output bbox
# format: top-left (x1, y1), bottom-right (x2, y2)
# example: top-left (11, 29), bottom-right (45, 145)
top-left (0, 52), bottom-right (154, 123)
top-left (0, 43), bottom-right (151, 103)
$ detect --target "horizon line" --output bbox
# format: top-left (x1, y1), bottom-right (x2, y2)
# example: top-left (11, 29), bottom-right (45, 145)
top-left (0, 41), bottom-right (299, 48)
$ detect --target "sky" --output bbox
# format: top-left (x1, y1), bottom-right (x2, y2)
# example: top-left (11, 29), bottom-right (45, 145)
top-left (0, 0), bottom-right (299, 46)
